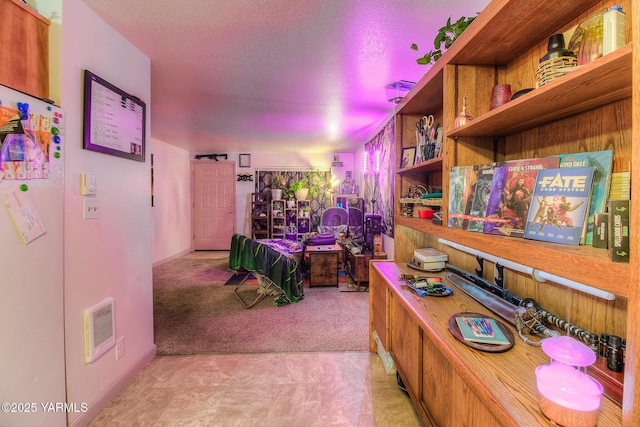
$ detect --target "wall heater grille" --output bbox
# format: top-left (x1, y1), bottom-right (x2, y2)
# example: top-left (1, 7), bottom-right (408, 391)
top-left (84, 297), bottom-right (115, 363)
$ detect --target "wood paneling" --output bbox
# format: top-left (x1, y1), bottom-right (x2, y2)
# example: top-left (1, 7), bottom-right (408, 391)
top-left (390, 292), bottom-right (422, 399)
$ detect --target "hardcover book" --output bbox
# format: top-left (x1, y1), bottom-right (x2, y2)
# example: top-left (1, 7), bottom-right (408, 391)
top-left (455, 317), bottom-right (511, 345)
top-left (466, 163), bottom-right (499, 232)
top-left (410, 258), bottom-right (446, 271)
top-left (557, 150), bottom-right (613, 245)
top-left (461, 165), bottom-right (479, 230)
top-left (483, 157), bottom-right (559, 238)
top-left (524, 167), bottom-right (595, 246)
top-left (448, 166), bottom-right (468, 228)
top-left (413, 248), bottom-right (448, 263)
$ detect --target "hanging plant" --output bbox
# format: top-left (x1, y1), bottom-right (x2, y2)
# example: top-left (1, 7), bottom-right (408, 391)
top-left (411, 15), bottom-right (478, 65)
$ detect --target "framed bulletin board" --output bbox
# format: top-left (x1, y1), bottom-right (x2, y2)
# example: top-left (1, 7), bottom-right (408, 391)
top-left (83, 70), bottom-right (146, 162)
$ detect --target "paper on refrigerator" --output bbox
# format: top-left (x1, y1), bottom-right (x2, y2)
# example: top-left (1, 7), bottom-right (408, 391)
top-left (1, 189), bottom-right (46, 244)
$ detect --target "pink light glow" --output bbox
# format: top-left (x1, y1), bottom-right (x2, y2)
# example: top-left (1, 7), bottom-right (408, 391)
top-left (535, 363), bottom-right (603, 411)
top-left (535, 336), bottom-right (603, 415)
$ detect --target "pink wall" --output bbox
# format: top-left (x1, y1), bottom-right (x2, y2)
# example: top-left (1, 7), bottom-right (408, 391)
top-left (150, 139), bottom-right (192, 265)
top-left (61, 1), bottom-right (155, 425)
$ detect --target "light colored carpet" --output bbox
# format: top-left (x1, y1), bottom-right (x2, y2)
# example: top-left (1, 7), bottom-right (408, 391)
top-left (153, 251), bottom-right (369, 355)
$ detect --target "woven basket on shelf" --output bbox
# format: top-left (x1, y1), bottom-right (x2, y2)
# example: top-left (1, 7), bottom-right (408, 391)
top-left (536, 56), bottom-right (577, 87)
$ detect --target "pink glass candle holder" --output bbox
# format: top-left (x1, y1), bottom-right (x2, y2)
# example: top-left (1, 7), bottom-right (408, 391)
top-left (535, 336), bottom-right (603, 427)
top-left (490, 84), bottom-right (512, 110)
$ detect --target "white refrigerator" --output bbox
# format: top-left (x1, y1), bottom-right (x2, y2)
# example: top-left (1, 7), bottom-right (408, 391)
top-left (0, 84), bottom-right (67, 426)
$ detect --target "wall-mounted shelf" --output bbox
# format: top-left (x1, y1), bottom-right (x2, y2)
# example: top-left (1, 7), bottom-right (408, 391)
top-left (396, 215), bottom-right (629, 297)
top-left (397, 157), bottom-right (443, 175)
top-left (447, 45), bottom-right (632, 139)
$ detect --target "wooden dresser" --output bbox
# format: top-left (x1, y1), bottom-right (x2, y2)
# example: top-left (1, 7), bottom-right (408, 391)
top-left (369, 261), bottom-right (622, 426)
top-left (0, 0), bottom-right (50, 98)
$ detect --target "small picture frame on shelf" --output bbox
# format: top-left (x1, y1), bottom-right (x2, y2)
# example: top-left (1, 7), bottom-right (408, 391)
top-left (239, 153), bottom-right (251, 168)
top-left (400, 147), bottom-right (416, 169)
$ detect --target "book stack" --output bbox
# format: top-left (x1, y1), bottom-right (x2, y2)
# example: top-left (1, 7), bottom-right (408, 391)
top-left (609, 171), bottom-right (630, 200)
top-left (446, 151), bottom-right (620, 248)
top-left (412, 248), bottom-right (448, 270)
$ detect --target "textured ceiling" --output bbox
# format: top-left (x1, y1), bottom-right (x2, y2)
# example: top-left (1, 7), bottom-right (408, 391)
top-left (80, 0), bottom-right (489, 153)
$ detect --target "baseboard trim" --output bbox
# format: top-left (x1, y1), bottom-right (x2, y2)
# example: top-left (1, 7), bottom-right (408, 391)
top-left (153, 248), bottom-right (192, 267)
top-left (69, 344), bottom-right (157, 427)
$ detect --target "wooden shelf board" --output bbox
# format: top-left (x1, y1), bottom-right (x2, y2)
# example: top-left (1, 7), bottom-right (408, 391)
top-left (396, 0), bottom-right (608, 119)
top-left (396, 216), bottom-right (629, 298)
top-left (396, 69), bottom-right (444, 115)
top-left (445, 0), bottom-right (603, 66)
top-left (398, 157), bottom-right (443, 174)
top-left (447, 45), bottom-right (633, 138)
top-left (399, 198), bottom-right (443, 207)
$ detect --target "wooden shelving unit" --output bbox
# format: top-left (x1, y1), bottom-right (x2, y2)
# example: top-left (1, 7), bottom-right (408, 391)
top-left (270, 199), bottom-right (286, 239)
top-left (393, 1), bottom-right (633, 298)
top-left (250, 192), bottom-right (270, 240)
top-left (385, 0), bottom-right (638, 424)
top-left (295, 200), bottom-right (311, 241)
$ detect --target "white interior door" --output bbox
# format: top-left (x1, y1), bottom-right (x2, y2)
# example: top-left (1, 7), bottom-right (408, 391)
top-left (192, 161), bottom-right (236, 250)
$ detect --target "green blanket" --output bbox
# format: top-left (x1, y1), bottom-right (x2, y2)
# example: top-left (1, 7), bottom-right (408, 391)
top-left (229, 233), bottom-right (304, 306)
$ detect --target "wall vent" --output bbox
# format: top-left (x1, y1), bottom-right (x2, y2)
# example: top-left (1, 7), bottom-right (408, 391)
top-left (84, 297), bottom-right (115, 363)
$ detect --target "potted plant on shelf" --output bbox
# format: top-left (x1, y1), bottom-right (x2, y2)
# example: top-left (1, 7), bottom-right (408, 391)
top-left (284, 187), bottom-right (296, 208)
top-left (411, 15), bottom-right (477, 65)
top-left (270, 173), bottom-right (287, 200)
top-left (289, 175), bottom-right (310, 200)
top-left (290, 170), bottom-right (321, 200)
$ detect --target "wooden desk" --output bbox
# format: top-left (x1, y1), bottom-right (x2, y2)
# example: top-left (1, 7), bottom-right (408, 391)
top-left (307, 244), bottom-right (341, 287)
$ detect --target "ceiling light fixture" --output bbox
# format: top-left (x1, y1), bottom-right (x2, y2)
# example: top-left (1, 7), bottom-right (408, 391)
top-left (385, 80), bottom-right (416, 103)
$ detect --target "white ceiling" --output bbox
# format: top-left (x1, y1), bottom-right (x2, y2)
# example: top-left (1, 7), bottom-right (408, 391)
top-left (80, 0), bottom-right (489, 154)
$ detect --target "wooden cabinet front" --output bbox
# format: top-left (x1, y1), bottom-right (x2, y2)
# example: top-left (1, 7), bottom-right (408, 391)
top-left (390, 292), bottom-right (421, 400)
top-left (422, 338), bottom-right (505, 427)
top-left (369, 261), bottom-right (622, 426)
top-left (345, 249), bottom-right (371, 287)
top-left (0, 0), bottom-right (50, 98)
top-left (308, 245), bottom-right (341, 287)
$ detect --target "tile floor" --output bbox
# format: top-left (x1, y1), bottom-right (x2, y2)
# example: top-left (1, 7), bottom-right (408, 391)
top-left (89, 352), bottom-right (422, 426)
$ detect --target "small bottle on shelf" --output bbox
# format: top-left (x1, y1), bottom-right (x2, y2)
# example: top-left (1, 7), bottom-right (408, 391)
top-left (607, 335), bottom-right (624, 372)
top-left (599, 333), bottom-right (610, 358)
top-left (587, 333), bottom-right (600, 357)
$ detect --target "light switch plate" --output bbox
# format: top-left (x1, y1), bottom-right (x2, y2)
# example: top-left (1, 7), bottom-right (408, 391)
top-left (83, 199), bottom-right (100, 219)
